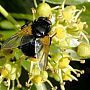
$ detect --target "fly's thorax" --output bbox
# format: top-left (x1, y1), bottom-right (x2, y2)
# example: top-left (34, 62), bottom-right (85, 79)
top-left (20, 23), bottom-right (32, 35)
top-left (40, 35), bottom-right (51, 46)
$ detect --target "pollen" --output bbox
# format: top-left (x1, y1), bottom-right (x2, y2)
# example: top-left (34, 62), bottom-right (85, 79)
top-left (1, 69), bottom-right (9, 78)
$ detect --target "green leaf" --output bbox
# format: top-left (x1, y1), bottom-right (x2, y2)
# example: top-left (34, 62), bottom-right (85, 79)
top-left (45, 0), bottom-right (88, 5)
top-left (0, 0), bottom-right (34, 13)
top-left (76, 3), bottom-right (90, 34)
top-left (0, 83), bottom-right (7, 90)
top-left (35, 83), bottom-right (47, 90)
top-left (0, 30), bottom-right (17, 40)
top-left (30, 84), bottom-right (37, 90)
top-left (0, 20), bottom-right (15, 29)
top-left (0, 56), bottom-right (6, 66)
top-left (11, 13), bottom-right (33, 21)
top-left (21, 60), bottom-right (30, 72)
top-left (30, 83), bottom-right (48, 90)
top-left (0, 20), bottom-right (25, 29)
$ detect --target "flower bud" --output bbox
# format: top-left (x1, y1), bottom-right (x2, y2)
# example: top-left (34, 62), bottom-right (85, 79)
top-left (62, 6), bottom-right (76, 21)
top-left (54, 25), bottom-right (66, 40)
top-left (36, 3), bottom-right (52, 17)
top-left (41, 71), bottom-right (48, 80)
top-left (58, 57), bottom-right (70, 69)
top-left (31, 75), bottom-right (42, 84)
top-left (77, 42), bottom-right (90, 59)
top-left (53, 73), bottom-right (60, 81)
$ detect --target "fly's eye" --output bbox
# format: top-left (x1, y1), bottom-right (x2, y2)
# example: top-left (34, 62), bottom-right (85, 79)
top-left (19, 35), bottom-right (36, 57)
top-left (31, 17), bottom-right (51, 38)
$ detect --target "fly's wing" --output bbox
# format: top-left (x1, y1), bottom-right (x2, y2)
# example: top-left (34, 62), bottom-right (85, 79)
top-left (2, 33), bottom-right (23, 49)
top-left (2, 23), bottom-right (32, 49)
top-left (36, 36), bottom-right (51, 70)
top-left (39, 45), bottom-right (50, 70)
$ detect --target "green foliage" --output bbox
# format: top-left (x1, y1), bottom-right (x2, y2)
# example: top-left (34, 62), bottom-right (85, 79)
top-left (45, 0), bottom-right (88, 4)
top-left (21, 60), bottom-right (31, 72)
top-left (77, 3), bottom-right (90, 33)
top-left (0, 83), bottom-right (7, 90)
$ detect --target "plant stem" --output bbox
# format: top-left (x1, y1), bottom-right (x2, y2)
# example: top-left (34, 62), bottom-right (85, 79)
top-left (31, 8), bottom-right (36, 21)
top-left (62, 0), bottom-right (66, 10)
top-left (33, 0), bottom-right (37, 8)
top-left (58, 69), bottom-right (65, 90)
top-left (51, 6), bottom-right (60, 10)
top-left (0, 5), bottom-right (20, 30)
top-left (7, 79), bottom-right (10, 90)
top-left (43, 0), bottom-right (45, 3)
